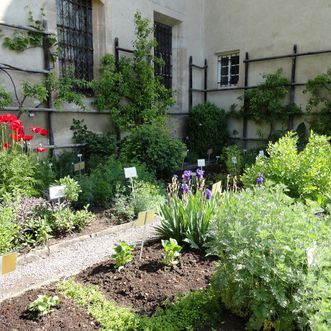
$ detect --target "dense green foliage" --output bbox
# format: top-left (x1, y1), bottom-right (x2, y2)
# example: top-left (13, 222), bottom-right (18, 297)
top-left (0, 203), bottom-right (18, 254)
top-left (59, 279), bottom-right (220, 331)
top-left (186, 103), bottom-right (227, 158)
top-left (209, 185), bottom-right (330, 330)
top-left (56, 176), bottom-right (81, 203)
top-left (120, 124), bottom-right (186, 180)
top-left (93, 12), bottom-right (174, 130)
top-left (222, 144), bottom-right (243, 176)
top-left (304, 67), bottom-right (331, 135)
top-left (241, 132), bottom-right (331, 206)
top-left (70, 119), bottom-right (116, 161)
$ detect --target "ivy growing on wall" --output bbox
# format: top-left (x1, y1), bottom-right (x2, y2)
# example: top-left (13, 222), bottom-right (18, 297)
top-left (304, 68), bottom-right (331, 135)
top-left (92, 12), bottom-right (174, 131)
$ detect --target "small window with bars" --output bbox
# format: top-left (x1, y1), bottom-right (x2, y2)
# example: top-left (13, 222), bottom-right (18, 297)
top-left (217, 52), bottom-right (240, 87)
top-left (154, 22), bottom-right (172, 90)
top-left (56, 0), bottom-right (94, 82)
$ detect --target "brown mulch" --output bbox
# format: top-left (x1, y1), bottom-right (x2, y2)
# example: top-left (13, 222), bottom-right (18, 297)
top-left (0, 288), bottom-right (99, 331)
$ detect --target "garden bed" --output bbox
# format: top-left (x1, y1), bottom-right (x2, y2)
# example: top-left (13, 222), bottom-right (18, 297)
top-left (0, 241), bottom-right (246, 330)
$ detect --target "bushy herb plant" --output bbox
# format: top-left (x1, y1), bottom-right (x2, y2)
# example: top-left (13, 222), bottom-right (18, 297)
top-left (161, 238), bottom-right (182, 267)
top-left (209, 185), bottom-right (330, 330)
top-left (27, 295), bottom-right (60, 317)
top-left (120, 124), bottom-right (186, 180)
top-left (241, 132), bottom-right (331, 206)
top-left (0, 203), bottom-right (18, 254)
top-left (186, 102), bottom-right (227, 158)
top-left (56, 176), bottom-right (82, 203)
top-left (112, 241), bottom-right (135, 270)
top-left (222, 144), bottom-right (243, 176)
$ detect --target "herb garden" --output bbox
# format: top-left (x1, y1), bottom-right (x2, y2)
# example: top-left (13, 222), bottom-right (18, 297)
top-left (0, 10), bottom-right (331, 331)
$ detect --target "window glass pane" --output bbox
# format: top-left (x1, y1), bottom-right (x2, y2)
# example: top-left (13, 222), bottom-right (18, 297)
top-left (231, 55), bottom-right (239, 65)
top-left (221, 67), bottom-right (228, 75)
top-left (221, 76), bottom-right (229, 86)
top-left (220, 57), bottom-right (229, 66)
top-left (230, 65), bottom-right (239, 75)
top-left (230, 75), bottom-right (239, 85)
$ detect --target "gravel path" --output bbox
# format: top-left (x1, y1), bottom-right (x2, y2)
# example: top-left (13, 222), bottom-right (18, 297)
top-left (0, 221), bottom-right (160, 303)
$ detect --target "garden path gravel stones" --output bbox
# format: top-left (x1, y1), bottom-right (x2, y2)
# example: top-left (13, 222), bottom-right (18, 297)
top-left (0, 220), bottom-right (159, 303)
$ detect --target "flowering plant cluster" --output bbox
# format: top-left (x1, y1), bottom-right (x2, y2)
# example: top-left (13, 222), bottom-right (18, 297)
top-left (158, 169), bottom-right (217, 250)
top-left (0, 113), bottom-right (48, 153)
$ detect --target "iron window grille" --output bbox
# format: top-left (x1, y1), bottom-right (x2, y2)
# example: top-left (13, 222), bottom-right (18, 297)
top-left (56, 0), bottom-right (93, 82)
top-left (154, 22), bottom-right (172, 90)
top-left (217, 52), bottom-right (240, 87)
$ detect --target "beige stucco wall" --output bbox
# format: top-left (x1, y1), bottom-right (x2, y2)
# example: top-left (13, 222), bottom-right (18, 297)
top-left (203, 0), bottom-right (331, 141)
top-left (1, 0), bottom-right (330, 146)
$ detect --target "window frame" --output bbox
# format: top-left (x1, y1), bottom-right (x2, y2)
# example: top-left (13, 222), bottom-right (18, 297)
top-left (217, 51), bottom-right (240, 88)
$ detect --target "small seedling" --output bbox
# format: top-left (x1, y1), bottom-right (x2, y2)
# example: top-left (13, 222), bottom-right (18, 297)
top-left (27, 295), bottom-right (60, 317)
top-left (162, 238), bottom-right (182, 267)
top-left (112, 241), bottom-right (135, 270)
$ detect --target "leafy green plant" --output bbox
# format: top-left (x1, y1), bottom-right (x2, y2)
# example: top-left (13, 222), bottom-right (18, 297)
top-left (93, 12), bottom-right (174, 131)
top-left (161, 238), bottom-right (182, 267)
top-left (0, 203), bottom-right (18, 254)
top-left (157, 173), bottom-right (217, 250)
top-left (241, 132), bottom-right (331, 206)
top-left (56, 176), bottom-right (82, 203)
top-left (112, 241), bottom-right (135, 270)
top-left (239, 69), bottom-right (300, 139)
top-left (208, 185), bottom-right (330, 330)
top-left (0, 87), bottom-right (12, 109)
top-left (186, 102), bottom-right (228, 158)
top-left (27, 294), bottom-right (60, 317)
top-left (304, 67), bottom-right (331, 135)
top-left (70, 119), bottom-right (116, 161)
top-left (120, 124), bottom-right (186, 180)
top-left (222, 144), bottom-right (243, 176)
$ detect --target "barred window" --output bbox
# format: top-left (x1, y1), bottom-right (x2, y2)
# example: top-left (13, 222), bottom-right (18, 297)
top-left (154, 22), bottom-right (172, 89)
top-left (56, 0), bottom-right (93, 81)
top-left (217, 52), bottom-right (239, 87)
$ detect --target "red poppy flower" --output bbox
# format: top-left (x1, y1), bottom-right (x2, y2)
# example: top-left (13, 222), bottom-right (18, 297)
top-left (35, 147), bottom-right (47, 153)
top-left (3, 142), bottom-right (12, 151)
top-left (0, 114), bottom-right (17, 124)
top-left (9, 133), bottom-right (23, 142)
top-left (9, 121), bottom-right (24, 133)
top-left (30, 127), bottom-right (41, 133)
top-left (23, 135), bottom-right (33, 141)
top-left (39, 128), bottom-right (48, 136)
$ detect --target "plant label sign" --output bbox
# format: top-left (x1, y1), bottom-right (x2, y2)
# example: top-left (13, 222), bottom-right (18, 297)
top-left (49, 185), bottom-right (66, 201)
top-left (136, 210), bottom-right (155, 226)
top-left (124, 167), bottom-right (137, 179)
top-left (231, 156), bottom-right (237, 164)
top-left (0, 252), bottom-right (17, 275)
top-left (259, 150), bottom-right (265, 157)
top-left (74, 161), bottom-right (85, 172)
top-left (212, 181), bottom-right (222, 195)
top-left (197, 159), bottom-right (206, 168)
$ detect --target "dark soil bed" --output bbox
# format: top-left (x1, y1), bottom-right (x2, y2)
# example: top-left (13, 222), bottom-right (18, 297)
top-left (77, 242), bottom-right (216, 315)
top-left (0, 288), bottom-right (99, 331)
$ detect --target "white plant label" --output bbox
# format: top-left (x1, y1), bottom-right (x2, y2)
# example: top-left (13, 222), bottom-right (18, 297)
top-left (49, 185), bottom-right (66, 200)
top-left (197, 159), bottom-right (206, 167)
top-left (259, 150), bottom-right (265, 157)
top-left (124, 167), bottom-right (137, 179)
top-left (231, 156), bottom-right (237, 164)
top-left (74, 161), bottom-right (85, 172)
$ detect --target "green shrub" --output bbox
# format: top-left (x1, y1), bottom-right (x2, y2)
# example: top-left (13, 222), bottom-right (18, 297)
top-left (186, 102), bottom-right (227, 158)
top-left (120, 124), bottom-right (186, 180)
top-left (56, 176), bottom-right (81, 203)
top-left (157, 174), bottom-right (217, 250)
top-left (209, 185), bottom-right (330, 330)
top-left (241, 132), bottom-right (331, 206)
top-left (161, 238), bottom-right (182, 267)
top-left (70, 119), bottom-right (116, 161)
top-left (112, 180), bottom-right (165, 223)
top-left (0, 203), bottom-right (18, 254)
top-left (222, 144), bottom-right (243, 176)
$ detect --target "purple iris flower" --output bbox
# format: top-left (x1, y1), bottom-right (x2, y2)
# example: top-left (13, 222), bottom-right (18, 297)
top-left (205, 188), bottom-right (212, 200)
top-left (181, 183), bottom-right (190, 193)
top-left (196, 168), bottom-right (204, 180)
top-left (182, 170), bottom-right (192, 181)
top-left (257, 173), bottom-right (264, 185)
